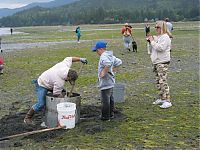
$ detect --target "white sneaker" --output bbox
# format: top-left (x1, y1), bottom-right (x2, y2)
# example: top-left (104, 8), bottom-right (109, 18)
top-left (160, 101), bottom-right (172, 108)
top-left (152, 99), bottom-right (166, 105)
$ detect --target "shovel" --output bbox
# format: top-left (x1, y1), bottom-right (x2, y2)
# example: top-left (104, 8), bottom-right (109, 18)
top-left (68, 63), bottom-right (84, 97)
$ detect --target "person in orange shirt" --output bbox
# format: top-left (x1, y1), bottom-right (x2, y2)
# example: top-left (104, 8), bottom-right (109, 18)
top-left (121, 23), bottom-right (133, 51)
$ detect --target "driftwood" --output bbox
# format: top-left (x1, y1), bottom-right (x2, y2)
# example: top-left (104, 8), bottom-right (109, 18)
top-left (0, 126), bottom-right (65, 141)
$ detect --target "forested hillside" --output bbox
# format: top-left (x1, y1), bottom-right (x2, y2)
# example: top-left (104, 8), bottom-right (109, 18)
top-left (0, 0), bottom-right (79, 18)
top-left (0, 0), bottom-right (199, 27)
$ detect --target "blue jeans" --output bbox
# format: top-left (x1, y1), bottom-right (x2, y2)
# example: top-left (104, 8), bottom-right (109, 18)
top-left (123, 36), bottom-right (133, 49)
top-left (32, 80), bottom-right (48, 112)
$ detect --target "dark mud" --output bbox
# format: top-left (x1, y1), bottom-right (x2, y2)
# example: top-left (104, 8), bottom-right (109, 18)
top-left (0, 104), bottom-right (125, 148)
top-left (0, 110), bottom-right (46, 148)
top-left (80, 105), bottom-right (125, 135)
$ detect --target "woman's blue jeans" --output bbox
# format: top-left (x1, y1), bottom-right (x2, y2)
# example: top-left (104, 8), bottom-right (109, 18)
top-left (32, 80), bottom-right (48, 112)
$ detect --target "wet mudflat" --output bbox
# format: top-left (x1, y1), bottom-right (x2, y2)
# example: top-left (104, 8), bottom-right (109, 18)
top-left (0, 104), bottom-right (125, 148)
top-left (0, 22), bottom-right (199, 149)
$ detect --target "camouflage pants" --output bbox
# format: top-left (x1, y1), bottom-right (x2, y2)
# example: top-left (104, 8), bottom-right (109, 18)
top-left (153, 63), bottom-right (170, 100)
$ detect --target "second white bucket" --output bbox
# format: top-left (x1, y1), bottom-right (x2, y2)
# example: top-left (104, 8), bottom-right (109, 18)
top-left (57, 102), bottom-right (76, 129)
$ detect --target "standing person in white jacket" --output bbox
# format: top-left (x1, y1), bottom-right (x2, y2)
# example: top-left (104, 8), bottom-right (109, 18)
top-left (146, 20), bottom-right (173, 109)
top-left (24, 57), bottom-right (88, 125)
top-left (165, 18), bottom-right (173, 33)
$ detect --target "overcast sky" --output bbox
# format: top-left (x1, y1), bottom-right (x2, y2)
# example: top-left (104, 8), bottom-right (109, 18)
top-left (0, 0), bottom-right (53, 9)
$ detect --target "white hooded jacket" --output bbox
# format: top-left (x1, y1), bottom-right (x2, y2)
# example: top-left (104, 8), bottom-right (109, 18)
top-left (149, 34), bottom-right (171, 64)
top-left (38, 57), bottom-right (72, 95)
top-left (98, 51), bottom-right (122, 90)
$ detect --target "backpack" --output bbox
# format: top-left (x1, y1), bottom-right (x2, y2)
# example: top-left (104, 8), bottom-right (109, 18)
top-left (75, 28), bottom-right (78, 33)
top-left (123, 27), bottom-right (131, 36)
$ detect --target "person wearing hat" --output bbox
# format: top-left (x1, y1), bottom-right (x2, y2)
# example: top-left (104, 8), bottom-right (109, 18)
top-left (121, 23), bottom-right (133, 51)
top-left (24, 56), bottom-right (88, 125)
top-left (92, 41), bottom-right (122, 121)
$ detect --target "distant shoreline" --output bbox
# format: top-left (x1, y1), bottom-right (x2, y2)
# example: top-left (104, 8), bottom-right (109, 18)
top-left (0, 27), bottom-right (25, 36)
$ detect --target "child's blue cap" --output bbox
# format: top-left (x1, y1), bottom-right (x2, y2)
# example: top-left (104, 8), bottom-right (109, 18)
top-left (92, 41), bottom-right (107, 52)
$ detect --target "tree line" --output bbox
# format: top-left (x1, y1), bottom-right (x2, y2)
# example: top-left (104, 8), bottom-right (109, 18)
top-left (0, 0), bottom-right (199, 27)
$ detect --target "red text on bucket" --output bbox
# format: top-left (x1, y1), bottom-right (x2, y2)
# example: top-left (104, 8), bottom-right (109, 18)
top-left (61, 114), bottom-right (75, 120)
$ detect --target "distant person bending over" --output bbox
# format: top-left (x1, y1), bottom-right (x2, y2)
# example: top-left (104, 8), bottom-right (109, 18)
top-left (75, 26), bottom-right (81, 43)
top-left (24, 56), bottom-right (88, 125)
top-left (146, 20), bottom-right (173, 109)
top-left (121, 23), bottom-right (133, 51)
top-left (92, 41), bottom-right (122, 121)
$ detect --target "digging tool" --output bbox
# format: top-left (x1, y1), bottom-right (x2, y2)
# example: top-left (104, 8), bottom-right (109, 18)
top-left (68, 83), bottom-right (75, 97)
top-left (68, 63), bottom-right (84, 97)
top-left (78, 63), bottom-right (84, 75)
top-left (0, 126), bottom-right (65, 141)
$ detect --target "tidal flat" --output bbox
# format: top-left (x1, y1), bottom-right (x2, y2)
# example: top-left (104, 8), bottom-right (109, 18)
top-left (0, 22), bottom-right (199, 149)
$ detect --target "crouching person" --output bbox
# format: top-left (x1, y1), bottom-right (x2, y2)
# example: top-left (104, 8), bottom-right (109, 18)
top-left (92, 41), bottom-right (122, 121)
top-left (24, 57), bottom-right (88, 125)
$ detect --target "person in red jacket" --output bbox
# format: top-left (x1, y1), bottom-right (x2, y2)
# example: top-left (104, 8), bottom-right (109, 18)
top-left (121, 23), bottom-right (133, 51)
top-left (0, 55), bottom-right (4, 74)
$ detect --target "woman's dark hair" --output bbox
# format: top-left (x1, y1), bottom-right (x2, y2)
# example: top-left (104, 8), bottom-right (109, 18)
top-left (67, 69), bottom-right (78, 81)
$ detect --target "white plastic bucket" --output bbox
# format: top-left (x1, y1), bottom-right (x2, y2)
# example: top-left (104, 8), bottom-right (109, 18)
top-left (57, 102), bottom-right (76, 129)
